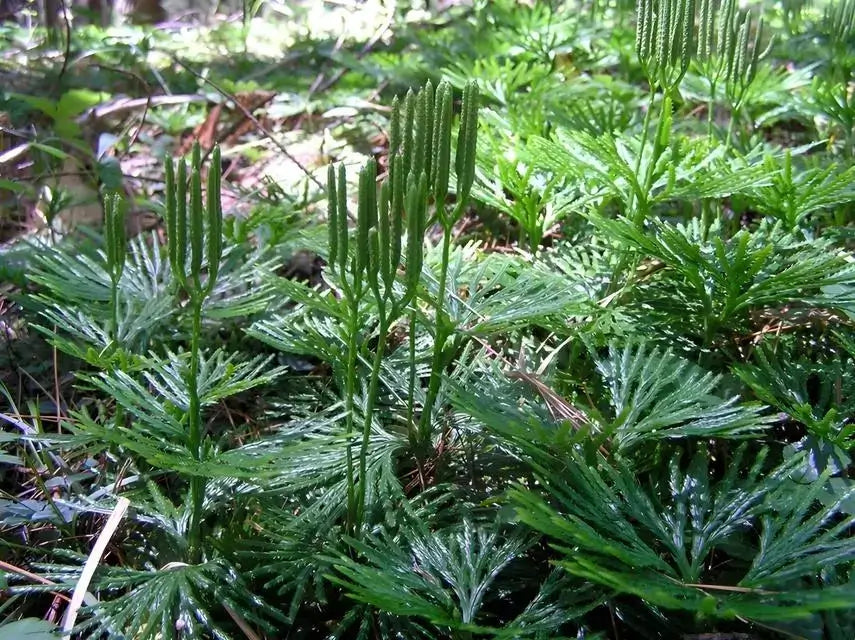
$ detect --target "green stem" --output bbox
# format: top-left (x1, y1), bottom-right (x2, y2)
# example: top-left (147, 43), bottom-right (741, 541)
top-left (417, 227), bottom-right (452, 452)
top-left (707, 79), bottom-right (717, 141)
top-left (343, 301), bottom-right (360, 534)
top-left (406, 309), bottom-right (417, 444)
top-left (110, 278), bottom-right (120, 343)
top-left (629, 90), bottom-right (657, 219)
top-left (187, 298), bottom-right (204, 563)
top-left (354, 309), bottom-right (389, 534)
top-left (608, 91), bottom-right (657, 297)
top-left (701, 200), bottom-right (712, 242)
top-left (109, 278), bottom-right (126, 434)
top-left (636, 93), bottom-right (673, 227)
top-left (725, 105), bottom-right (739, 151)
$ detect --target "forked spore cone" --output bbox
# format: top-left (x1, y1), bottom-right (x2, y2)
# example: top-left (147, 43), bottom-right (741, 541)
top-left (324, 79), bottom-right (479, 299)
top-left (164, 142), bottom-right (223, 297)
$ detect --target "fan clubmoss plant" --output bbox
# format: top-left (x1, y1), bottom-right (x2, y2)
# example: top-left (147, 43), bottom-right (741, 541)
top-left (417, 81), bottom-right (479, 453)
top-left (721, 4), bottom-right (768, 146)
top-left (326, 154), bottom-right (428, 534)
top-left (636, 0), bottom-right (696, 95)
top-left (325, 80), bottom-right (479, 534)
top-left (163, 142), bottom-right (223, 561)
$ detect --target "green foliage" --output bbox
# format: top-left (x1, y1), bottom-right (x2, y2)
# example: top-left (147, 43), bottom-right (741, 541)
top-left (734, 344), bottom-right (855, 446)
top-left (0, 618), bottom-right (57, 640)
top-left (508, 446), bottom-right (855, 627)
top-left (330, 518), bottom-right (531, 632)
top-left (811, 76), bottom-right (855, 157)
top-left (9, 89), bottom-right (110, 140)
top-left (592, 216), bottom-right (855, 340)
top-left (746, 150), bottom-right (855, 230)
top-left (592, 343), bottom-right (771, 449)
top-left (38, 560), bottom-right (281, 640)
top-left (820, 0), bottom-right (855, 76)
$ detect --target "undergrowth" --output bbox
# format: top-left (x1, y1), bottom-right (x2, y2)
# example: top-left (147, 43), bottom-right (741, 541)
top-left (2, 0), bottom-right (855, 638)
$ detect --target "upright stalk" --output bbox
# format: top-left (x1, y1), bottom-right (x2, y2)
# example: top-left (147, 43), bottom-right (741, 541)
top-left (633, 0), bottom-right (697, 224)
top-left (406, 308), bottom-right (417, 442)
top-left (701, 200), bottom-right (713, 242)
top-left (355, 309), bottom-right (390, 532)
top-left (110, 281), bottom-right (120, 344)
top-left (325, 80), bottom-right (477, 529)
top-left (187, 298), bottom-right (204, 562)
top-left (104, 193), bottom-right (126, 436)
top-left (417, 228), bottom-right (453, 450)
top-left (724, 109), bottom-right (738, 150)
top-left (610, 91), bottom-right (658, 297)
top-left (104, 193), bottom-right (125, 344)
top-left (414, 78), bottom-right (479, 457)
top-left (343, 297), bottom-right (360, 534)
top-left (629, 91), bottom-right (657, 225)
top-left (707, 79), bottom-right (717, 140)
